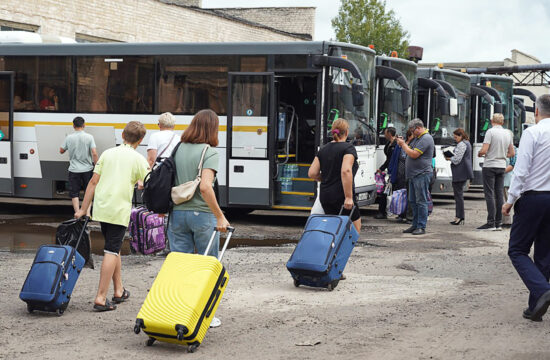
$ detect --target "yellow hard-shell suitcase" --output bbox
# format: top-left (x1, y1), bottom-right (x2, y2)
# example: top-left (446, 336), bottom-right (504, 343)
top-left (134, 227), bottom-right (234, 352)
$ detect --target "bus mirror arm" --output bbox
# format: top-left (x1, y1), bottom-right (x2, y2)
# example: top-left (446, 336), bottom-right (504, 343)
top-left (312, 55), bottom-right (365, 107)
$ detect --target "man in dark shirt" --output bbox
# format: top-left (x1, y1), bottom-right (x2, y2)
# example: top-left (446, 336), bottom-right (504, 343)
top-left (375, 127), bottom-right (397, 219)
top-left (396, 119), bottom-right (435, 235)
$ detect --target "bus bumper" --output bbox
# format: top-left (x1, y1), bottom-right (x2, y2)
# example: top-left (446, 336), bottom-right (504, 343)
top-left (431, 176), bottom-right (453, 194)
top-left (355, 184), bottom-right (377, 206)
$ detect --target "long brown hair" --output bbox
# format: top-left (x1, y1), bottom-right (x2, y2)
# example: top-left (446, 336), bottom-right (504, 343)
top-left (181, 109), bottom-right (219, 147)
top-left (453, 128), bottom-right (469, 141)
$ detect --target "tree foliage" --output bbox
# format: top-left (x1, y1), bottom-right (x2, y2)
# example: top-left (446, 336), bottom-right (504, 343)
top-left (332, 0), bottom-right (410, 57)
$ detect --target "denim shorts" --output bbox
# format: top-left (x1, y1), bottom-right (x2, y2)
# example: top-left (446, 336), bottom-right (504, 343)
top-left (167, 210), bottom-right (219, 258)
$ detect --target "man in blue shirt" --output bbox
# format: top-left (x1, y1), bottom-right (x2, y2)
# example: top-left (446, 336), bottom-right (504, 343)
top-left (396, 119), bottom-right (434, 235)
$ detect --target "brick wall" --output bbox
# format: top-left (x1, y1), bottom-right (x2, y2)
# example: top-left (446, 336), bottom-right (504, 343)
top-left (0, 0), bottom-right (304, 42)
top-left (211, 7), bottom-right (315, 39)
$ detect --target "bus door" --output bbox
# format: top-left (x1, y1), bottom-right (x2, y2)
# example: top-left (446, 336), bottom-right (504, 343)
top-left (0, 72), bottom-right (14, 195)
top-left (227, 72), bottom-right (274, 207)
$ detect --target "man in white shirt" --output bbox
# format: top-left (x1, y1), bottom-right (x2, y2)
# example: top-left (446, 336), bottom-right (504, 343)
top-left (477, 113), bottom-right (515, 230)
top-left (146, 112), bottom-right (180, 168)
top-left (504, 94), bottom-right (550, 322)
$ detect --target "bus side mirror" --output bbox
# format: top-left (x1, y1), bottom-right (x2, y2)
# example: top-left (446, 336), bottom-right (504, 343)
top-left (401, 89), bottom-right (411, 114)
top-left (352, 83), bottom-right (364, 107)
top-left (449, 98), bottom-right (458, 117)
top-left (494, 103), bottom-right (503, 114)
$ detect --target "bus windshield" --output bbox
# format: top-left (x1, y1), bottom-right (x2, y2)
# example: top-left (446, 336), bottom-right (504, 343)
top-left (432, 74), bottom-right (470, 146)
top-left (328, 46), bottom-right (376, 145)
top-left (477, 97), bottom-right (493, 143)
top-left (490, 79), bottom-right (516, 143)
top-left (378, 62), bottom-right (416, 138)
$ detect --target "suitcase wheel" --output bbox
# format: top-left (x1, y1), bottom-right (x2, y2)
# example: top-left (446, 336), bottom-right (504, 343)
top-left (187, 344), bottom-right (200, 353)
top-left (56, 309), bottom-right (64, 316)
top-left (293, 279), bottom-right (300, 288)
top-left (327, 280), bottom-right (339, 292)
top-left (146, 338), bottom-right (155, 346)
top-left (27, 304), bottom-right (34, 314)
top-left (133, 324), bottom-right (141, 334)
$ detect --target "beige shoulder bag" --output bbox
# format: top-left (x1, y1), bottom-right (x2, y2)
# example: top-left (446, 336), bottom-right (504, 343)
top-left (171, 144), bottom-right (210, 205)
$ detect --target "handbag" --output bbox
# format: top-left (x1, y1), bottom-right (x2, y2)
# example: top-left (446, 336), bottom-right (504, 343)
top-left (383, 182), bottom-right (392, 197)
top-left (170, 144), bottom-right (210, 205)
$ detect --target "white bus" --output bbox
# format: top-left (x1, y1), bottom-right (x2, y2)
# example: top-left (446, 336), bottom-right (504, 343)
top-left (0, 41), bottom-right (378, 212)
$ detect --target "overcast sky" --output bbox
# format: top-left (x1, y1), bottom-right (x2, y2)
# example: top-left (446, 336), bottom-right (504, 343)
top-left (203, 0), bottom-right (550, 64)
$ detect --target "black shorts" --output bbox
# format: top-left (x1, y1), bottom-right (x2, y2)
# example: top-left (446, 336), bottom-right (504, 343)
top-left (100, 222), bottom-right (127, 255)
top-left (321, 200), bottom-right (361, 222)
top-left (68, 171), bottom-right (93, 198)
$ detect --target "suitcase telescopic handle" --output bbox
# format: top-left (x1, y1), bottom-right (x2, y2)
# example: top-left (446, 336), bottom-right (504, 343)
top-left (338, 205), bottom-right (357, 216)
top-left (73, 215), bottom-right (90, 252)
top-left (204, 226), bottom-right (235, 261)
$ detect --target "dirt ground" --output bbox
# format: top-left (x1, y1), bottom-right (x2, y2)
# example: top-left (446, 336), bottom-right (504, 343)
top-left (1, 190), bottom-right (550, 360)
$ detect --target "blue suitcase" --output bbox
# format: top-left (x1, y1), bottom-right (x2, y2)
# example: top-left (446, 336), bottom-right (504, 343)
top-left (286, 208), bottom-right (359, 291)
top-left (20, 217), bottom-right (88, 315)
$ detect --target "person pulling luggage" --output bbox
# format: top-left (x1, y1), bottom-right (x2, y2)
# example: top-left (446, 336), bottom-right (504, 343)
top-left (75, 121), bottom-right (149, 312)
top-left (167, 109), bottom-right (230, 328)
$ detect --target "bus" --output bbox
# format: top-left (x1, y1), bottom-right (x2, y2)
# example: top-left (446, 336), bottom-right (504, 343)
top-left (374, 55), bottom-right (417, 168)
top-left (417, 68), bottom-right (471, 194)
top-left (0, 41), bottom-right (379, 212)
top-left (468, 75), bottom-right (513, 185)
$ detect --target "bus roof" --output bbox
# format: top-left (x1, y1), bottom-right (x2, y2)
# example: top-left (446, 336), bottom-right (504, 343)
top-left (0, 41), bottom-right (375, 57)
top-left (376, 55), bottom-right (417, 69)
top-left (418, 67), bottom-right (470, 80)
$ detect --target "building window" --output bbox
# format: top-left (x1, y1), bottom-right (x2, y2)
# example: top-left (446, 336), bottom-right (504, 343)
top-left (75, 33), bottom-right (121, 43)
top-left (0, 20), bottom-right (39, 32)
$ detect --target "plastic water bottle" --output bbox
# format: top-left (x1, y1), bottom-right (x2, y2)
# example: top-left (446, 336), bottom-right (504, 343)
top-left (291, 164), bottom-right (299, 178)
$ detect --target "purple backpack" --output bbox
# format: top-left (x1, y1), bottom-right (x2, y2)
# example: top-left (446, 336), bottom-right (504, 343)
top-left (129, 207), bottom-right (166, 255)
top-left (389, 189), bottom-right (407, 215)
top-left (375, 172), bottom-right (386, 194)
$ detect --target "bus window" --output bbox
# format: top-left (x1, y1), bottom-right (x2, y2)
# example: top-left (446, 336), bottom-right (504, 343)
top-left (0, 78), bottom-right (9, 140)
top-left (0, 56), bottom-right (73, 112)
top-left (76, 56), bottom-right (153, 113)
top-left (240, 57), bottom-right (267, 72)
top-left (158, 56), bottom-right (232, 115)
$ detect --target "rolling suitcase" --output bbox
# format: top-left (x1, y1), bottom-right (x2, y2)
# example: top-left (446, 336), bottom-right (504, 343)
top-left (286, 207), bottom-right (359, 291)
top-left (134, 226), bottom-right (235, 352)
top-left (20, 216), bottom-right (89, 315)
top-left (129, 207), bottom-right (166, 255)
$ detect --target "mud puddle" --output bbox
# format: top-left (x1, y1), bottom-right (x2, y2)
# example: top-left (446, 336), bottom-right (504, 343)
top-left (0, 222), bottom-right (298, 256)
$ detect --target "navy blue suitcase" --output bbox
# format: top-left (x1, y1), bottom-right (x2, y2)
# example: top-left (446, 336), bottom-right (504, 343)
top-left (20, 217), bottom-right (89, 315)
top-left (286, 208), bottom-right (359, 291)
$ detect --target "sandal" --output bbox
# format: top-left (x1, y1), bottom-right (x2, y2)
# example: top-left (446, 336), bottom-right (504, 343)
top-left (93, 299), bottom-right (117, 312)
top-left (112, 288), bottom-right (130, 304)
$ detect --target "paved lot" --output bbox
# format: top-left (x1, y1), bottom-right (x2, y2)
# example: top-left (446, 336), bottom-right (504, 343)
top-left (1, 191), bottom-right (549, 359)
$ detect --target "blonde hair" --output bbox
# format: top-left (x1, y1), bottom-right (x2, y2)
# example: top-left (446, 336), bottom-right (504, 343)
top-left (158, 112), bottom-right (176, 128)
top-left (331, 118), bottom-right (349, 140)
top-left (492, 113), bottom-right (504, 125)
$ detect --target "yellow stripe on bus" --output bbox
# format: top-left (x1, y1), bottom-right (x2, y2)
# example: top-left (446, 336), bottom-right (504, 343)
top-left (12, 121), bottom-right (266, 133)
top-left (281, 191), bottom-right (315, 196)
top-left (272, 205), bottom-right (312, 211)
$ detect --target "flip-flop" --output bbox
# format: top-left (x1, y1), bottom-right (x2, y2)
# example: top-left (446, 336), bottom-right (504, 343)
top-left (112, 289), bottom-right (130, 304)
top-left (93, 299), bottom-right (117, 312)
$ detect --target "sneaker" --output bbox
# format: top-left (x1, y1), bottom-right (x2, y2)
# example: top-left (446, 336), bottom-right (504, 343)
top-left (210, 317), bottom-right (221, 328)
top-left (403, 226), bottom-right (416, 233)
top-left (495, 224), bottom-right (503, 231)
top-left (412, 228), bottom-right (426, 235)
top-left (477, 223), bottom-right (496, 231)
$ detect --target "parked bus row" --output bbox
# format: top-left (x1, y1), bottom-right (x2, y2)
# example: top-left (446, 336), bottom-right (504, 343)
top-left (0, 39), bottom-right (537, 213)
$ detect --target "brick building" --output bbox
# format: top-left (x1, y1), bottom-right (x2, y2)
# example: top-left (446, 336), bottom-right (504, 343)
top-left (0, 0), bottom-right (315, 43)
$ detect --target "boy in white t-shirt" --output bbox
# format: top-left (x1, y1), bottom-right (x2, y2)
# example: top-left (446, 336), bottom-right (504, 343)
top-left (147, 112), bottom-right (180, 168)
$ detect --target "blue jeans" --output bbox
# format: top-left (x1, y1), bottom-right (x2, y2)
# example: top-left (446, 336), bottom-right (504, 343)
top-left (408, 172), bottom-right (432, 229)
top-left (167, 210), bottom-right (219, 258)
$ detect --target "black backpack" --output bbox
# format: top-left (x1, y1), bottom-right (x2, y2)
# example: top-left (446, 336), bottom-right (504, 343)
top-left (143, 142), bottom-right (182, 213)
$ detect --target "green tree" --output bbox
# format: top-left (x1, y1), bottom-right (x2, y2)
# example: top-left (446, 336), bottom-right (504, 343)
top-left (332, 0), bottom-right (410, 57)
